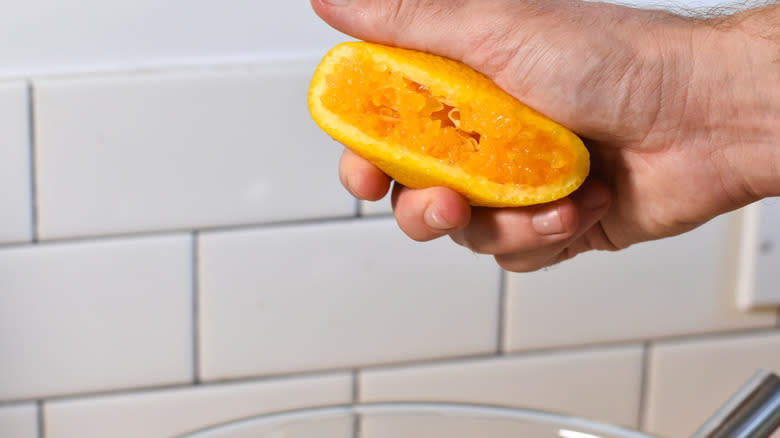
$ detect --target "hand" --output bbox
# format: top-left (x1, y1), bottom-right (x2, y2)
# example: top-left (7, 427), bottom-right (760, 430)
top-left (312, 0), bottom-right (780, 271)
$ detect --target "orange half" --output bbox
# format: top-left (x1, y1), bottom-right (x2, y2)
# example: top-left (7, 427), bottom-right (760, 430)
top-left (308, 41), bottom-right (589, 207)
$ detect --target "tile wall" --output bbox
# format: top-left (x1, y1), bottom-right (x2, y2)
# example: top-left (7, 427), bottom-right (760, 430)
top-left (1, 2), bottom-right (778, 438)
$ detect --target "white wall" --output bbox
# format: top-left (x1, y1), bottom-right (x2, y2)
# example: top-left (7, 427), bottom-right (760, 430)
top-left (0, 0), bottom-right (346, 78)
top-left (0, 2), bottom-right (778, 438)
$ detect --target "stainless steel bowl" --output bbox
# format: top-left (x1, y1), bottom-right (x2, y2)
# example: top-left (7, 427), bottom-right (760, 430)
top-left (180, 371), bottom-right (780, 438)
top-left (181, 402), bottom-right (656, 438)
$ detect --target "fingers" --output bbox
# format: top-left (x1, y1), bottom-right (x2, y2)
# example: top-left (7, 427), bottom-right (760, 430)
top-left (342, 152), bottom-right (612, 269)
top-left (391, 184), bottom-right (471, 241)
top-left (339, 147), bottom-right (472, 242)
top-left (454, 180), bottom-right (612, 272)
top-left (449, 198), bottom-right (579, 256)
top-left (339, 148), bottom-right (391, 201)
top-left (340, 139), bottom-right (613, 269)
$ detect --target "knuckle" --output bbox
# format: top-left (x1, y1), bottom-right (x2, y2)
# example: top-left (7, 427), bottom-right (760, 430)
top-left (540, 251), bottom-right (568, 270)
top-left (373, 0), bottom-right (462, 38)
top-left (539, 247), bottom-right (578, 270)
top-left (396, 213), bottom-right (441, 243)
top-left (375, 0), bottom-right (419, 29)
top-left (449, 229), bottom-right (472, 249)
top-left (406, 229), bottom-right (441, 242)
top-left (494, 254), bottom-right (543, 273)
top-left (494, 246), bottom-right (578, 273)
top-left (450, 229), bottom-right (492, 255)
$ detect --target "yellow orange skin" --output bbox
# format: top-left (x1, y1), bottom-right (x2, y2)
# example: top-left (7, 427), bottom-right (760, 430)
top-left (308, 41), bottom-right (590, 207)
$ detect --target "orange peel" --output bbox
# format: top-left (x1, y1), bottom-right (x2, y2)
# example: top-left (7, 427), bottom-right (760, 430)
top-left (308, 41), bottom-right (589, 207)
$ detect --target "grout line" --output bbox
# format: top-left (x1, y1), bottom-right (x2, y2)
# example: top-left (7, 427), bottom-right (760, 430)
top-left (0, 369), bottom-right (352, 406)
top-left (496, 268), bottom-right (507, 354)
top-left (636, 342), bottom-right (652, 431)
top-left (26, 81), bottom-right (39, 243)
top-left (6, 52), bottom-right (326, 83)
top-left (352, 410), bottom-right (362, 438)
top-left (351, 370), bottom-right (361, 438)
top-left (351, 370), bottom-right (360, 403)
top-left (355, 198), bottom-right (363, 218)
top-left (192, 232), bottom-right (201, 384)
top-left (0, 214), bottom-right (379, 251)
top-left (4, 326), bottom-right (780, 407)
top-left (36, 400), bottom-right (45, 438)
top-left (6, 324), bottom-right (780, 406)
top-left (0, 327), bottom-right (777, 407)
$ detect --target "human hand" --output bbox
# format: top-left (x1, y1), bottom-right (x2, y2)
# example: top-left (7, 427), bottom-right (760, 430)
top-left (312, 0), bottom-right (780, 271)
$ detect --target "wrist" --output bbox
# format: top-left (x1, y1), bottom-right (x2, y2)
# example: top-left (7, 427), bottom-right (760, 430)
top-left (692, 6), bottom-right (780, 201)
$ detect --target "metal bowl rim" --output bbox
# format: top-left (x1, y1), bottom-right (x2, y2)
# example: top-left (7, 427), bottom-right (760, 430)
top-left (178, 401), bottom-right (657, 438)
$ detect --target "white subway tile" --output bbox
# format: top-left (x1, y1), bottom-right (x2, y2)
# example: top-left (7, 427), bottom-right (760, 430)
top-left (44, 373), bottom-right (352, 438)
top-left (736, 199), bottom-right (780, 309)
top-left (644, 331), bottom-right (780, 438)
top-left (34, 62), bottom-right (354, 239)
top-left (0, 234), bottom-right (193, 401)
top-left (360, 345), bottom-right (644, 429)
top-left (504, 214), bottom-right (777, 351)
top-left (0, 404), bottom-right (38, 438)
top-left (198, 218), bottom-right (500, 381)
top-left (0, 81), bottom-right (32, 244)
top-left (0, 1), bottom-right (348, 78)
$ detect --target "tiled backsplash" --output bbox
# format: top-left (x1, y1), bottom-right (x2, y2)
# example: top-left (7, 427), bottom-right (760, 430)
top-left (42, 374), bottom-right (352, 438)
top-left (1, 3), bottom-right (779, 438)
top-left (505, 214), bottom-right (777, 352)
top-left (0, 1), bottom-right (346, 77)
top-left (33, 63), bottom-right (353, 239)
top-left (198, 219), bottom-right (500, 380)
top-left (359, 345), bottom-right (645, 428)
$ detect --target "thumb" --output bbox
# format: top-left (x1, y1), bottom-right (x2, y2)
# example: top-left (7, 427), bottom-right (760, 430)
top-left (311, 0), bottom-right (660, 146)
top-left (310, 0), bottom-right (552, 80)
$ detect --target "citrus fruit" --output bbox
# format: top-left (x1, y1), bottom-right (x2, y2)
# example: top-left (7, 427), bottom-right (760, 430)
top-left (308, 41), bottom-right (590, 207)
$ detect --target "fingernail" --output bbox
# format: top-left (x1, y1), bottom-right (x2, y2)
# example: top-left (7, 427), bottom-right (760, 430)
top-left (424, 204), bottom-right (454, 230)
top-left (323, 0), bottom-right (351, 5)
top-left (580, 186), bottom-right (610, 210)
top-left (532, 207), bottom-right (565, 235)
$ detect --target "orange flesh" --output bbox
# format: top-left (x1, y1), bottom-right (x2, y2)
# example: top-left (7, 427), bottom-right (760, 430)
top-left (320, 51), bottom-right (575, 187)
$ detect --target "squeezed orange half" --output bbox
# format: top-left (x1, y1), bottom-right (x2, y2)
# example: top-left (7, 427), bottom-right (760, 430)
top-left (308, 41), bottom-right (589, 207)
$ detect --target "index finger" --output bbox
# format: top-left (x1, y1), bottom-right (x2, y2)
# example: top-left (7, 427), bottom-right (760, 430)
top-left (339, 148), bottom-right (392, 201)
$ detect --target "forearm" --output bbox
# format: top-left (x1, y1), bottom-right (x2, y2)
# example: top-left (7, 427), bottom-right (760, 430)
top-left (697, 4), bottom-right (780, 199)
